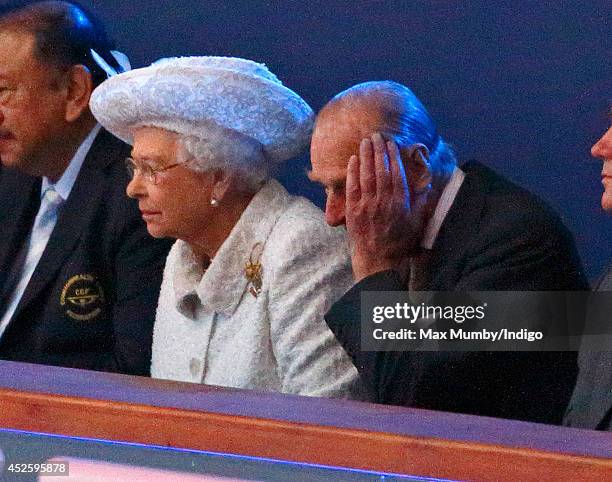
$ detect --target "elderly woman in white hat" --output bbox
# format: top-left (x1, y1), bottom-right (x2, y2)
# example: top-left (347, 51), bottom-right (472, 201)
top-left (89, 56), bottom-right (358, 397)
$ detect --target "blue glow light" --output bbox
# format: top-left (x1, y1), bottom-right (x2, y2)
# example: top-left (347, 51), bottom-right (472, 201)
top-left (0, 427), bottom-right (454, 481)
top-left (71, 7), bottom-right (91, 29)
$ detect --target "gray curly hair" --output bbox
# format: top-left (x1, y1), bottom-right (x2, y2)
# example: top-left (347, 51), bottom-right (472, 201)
top-left (175, 123), bottom-right (270, 191)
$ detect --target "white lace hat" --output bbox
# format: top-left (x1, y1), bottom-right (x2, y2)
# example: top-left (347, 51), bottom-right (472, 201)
top-left (89, 56), bottom-right (314, 163)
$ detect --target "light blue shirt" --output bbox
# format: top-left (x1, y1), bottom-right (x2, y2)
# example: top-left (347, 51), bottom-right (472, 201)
top-left (0, 125), bottom-right (102, 338)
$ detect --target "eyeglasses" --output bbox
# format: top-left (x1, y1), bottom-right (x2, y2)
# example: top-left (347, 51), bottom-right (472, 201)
top-left (125, 157), bottom-right (192, 185)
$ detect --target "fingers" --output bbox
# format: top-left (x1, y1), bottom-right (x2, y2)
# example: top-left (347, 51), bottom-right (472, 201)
top-left (387, 140), bottom-right (410, 209)
top-left (348, 134), bottom-right (402, 212)
top-left (371, 133), bottom-right (391, 197)
top-left (359, 138), bottom-right (375, 195)
top-left (346, 154), bottom-right (360, 208)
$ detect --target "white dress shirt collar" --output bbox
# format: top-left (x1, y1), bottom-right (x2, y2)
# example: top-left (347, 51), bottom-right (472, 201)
top-left (41, 124), bottom-right (102, 200)
top-left (421, 166), bottom-right (465, 250)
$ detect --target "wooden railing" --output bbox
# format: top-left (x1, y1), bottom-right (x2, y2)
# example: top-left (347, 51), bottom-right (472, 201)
top-left (0, 360), bottom-right (610, 481)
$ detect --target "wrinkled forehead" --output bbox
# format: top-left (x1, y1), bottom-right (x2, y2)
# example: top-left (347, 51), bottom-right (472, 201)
top-left (309, 120), bottom-right (357, 183)
top-left (313, 102), bottom-right (383, 150)
top-left (131, 126), bottom-right (181, 162)
top-left (0, 30), bottom-right (38, 75)
top-left (317, 99), bottom-right (385, 135)
top-left (310, 102), bottom-right (384, 178)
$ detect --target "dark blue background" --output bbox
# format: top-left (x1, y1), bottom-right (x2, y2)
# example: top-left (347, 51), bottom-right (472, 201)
top-left (82, 0), bottom-right (611, 280)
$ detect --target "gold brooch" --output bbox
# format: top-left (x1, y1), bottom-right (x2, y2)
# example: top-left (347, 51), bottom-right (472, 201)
top-left (245, 242), bottom-right (264, 298)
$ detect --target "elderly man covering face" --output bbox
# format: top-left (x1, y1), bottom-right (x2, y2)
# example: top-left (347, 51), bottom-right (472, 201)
top-left (90, 57), bottom-right (358, 397)
top-left (310, 81), bottom-right (588, 423)
top-left (564, 118), bottom-right (612, 430)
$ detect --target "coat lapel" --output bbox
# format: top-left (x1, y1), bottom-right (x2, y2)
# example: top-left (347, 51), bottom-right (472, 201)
top-left (590, 351), bottom-right (612, 429)
top-left (426, 162), bottom-right (487, 289)
top-left (172, 180), bottom-right (290, 318)
top-left (570, 349), bottom-right (612, 429)
top-left (598, 268), bottom-right (612, 428)
top-left (595, 266), bottom-right (612, 291)
top-left (578, 267), bottom-right (612, 428)
top-left (12, 130), bottom-right (126, 317)
top-left (0, 168), bottom-right (40, 292)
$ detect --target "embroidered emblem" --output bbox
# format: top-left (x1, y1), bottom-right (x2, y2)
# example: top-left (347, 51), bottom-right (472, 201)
top-left (60, 273), bottom-right (105, 321)
top-left (245, 242), bottom-right (264, 298)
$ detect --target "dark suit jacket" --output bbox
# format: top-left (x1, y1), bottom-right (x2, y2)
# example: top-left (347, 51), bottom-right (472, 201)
top-left (0, 130), bottom-right (172, 375)
top-left (326, 162), bottom-right (588, 424)
top-left (564, 266), bottom-right (612, 430)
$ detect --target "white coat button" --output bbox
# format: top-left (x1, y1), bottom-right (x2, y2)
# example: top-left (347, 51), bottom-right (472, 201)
top-left (189, 358), bottom-right (201, 377)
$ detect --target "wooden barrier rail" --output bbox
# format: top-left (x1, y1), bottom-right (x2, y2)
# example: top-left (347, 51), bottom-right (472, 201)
top-left (0, 360), bottom-right (610, 481)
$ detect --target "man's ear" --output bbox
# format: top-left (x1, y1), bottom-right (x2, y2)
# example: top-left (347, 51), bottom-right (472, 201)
top-left (210, 168), bottom-right (234, 202)
top-left (64, 65), bottom-right (94, 123)
top-left (399, 143), bottom-right (432, 193)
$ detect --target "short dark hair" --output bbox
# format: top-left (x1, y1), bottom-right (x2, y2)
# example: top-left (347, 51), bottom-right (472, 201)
top-left (0, 1), bottom-right (122, 87)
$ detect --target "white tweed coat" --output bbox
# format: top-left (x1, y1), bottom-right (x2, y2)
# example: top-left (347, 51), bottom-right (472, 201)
top-left (151, 180), bottom-right (358, 397)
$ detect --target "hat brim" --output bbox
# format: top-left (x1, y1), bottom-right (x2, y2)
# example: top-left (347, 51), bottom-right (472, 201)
top-left (90, 63), bottom-right (314, 163)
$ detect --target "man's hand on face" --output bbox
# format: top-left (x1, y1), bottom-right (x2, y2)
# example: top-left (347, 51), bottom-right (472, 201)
top-left (345, 132), bottom-right (429, 282)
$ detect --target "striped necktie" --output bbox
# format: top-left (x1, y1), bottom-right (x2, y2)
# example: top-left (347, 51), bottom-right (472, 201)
top-left (24, 186), bottom-right (64, 269)
top-left (0, 186), bottom-right (64, 335)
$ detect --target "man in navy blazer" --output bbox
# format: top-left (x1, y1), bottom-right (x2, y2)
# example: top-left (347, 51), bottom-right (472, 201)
top-left (309, 81), bottom-right (588, 424)
top-left (0, 2), bottom-right (170, 375)
top-left (564, 120), bottom-right (612, 431)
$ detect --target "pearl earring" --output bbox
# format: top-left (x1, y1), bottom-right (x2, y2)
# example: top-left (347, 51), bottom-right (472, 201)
top-left (210, 197), bottom-right (219, 207)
